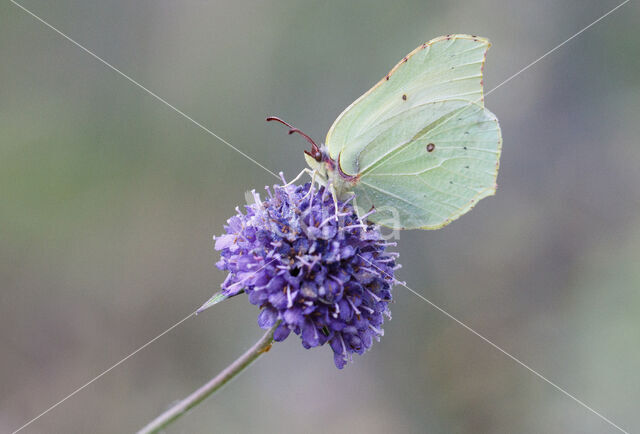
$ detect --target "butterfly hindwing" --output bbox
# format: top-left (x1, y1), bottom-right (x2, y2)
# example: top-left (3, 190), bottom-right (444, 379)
top-left (351, 100), bottom-right (501, 229)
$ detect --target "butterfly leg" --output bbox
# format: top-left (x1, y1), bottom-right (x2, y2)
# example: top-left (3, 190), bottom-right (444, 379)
top-left (302, 169), bottom-right (318, 200)
top-left (284, 168), bottom-right (314, 187)
top-left (329, 182), bottom-right (340, 221)
top-left (348, 193), bottom-right (364, 223)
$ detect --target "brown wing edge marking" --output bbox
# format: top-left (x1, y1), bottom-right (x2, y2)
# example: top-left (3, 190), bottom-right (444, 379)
top-left (326, 34), bottom-right (491, 173)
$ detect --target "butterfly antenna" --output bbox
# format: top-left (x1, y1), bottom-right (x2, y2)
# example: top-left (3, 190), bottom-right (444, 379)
top-left (266, 116), bottom-right (322, 161)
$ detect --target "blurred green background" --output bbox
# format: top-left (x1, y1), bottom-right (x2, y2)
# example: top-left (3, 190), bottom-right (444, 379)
top-left (2, 0), bottom-right (639, 433)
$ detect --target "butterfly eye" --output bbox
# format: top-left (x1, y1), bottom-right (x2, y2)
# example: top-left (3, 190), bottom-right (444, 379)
top-left (304, 149), bottom-right (323, 162)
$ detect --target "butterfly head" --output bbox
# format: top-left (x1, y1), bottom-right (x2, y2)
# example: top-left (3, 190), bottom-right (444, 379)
top-left (266, 116), bottom-right (357, 196)
top-left (303, 144), bottom-right (331, 180)
top-left (303, 146), bottom-right (323, 163)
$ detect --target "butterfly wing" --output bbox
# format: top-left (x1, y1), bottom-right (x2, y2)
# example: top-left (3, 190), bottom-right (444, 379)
top-left (324, 35), bottom-right (501, 229)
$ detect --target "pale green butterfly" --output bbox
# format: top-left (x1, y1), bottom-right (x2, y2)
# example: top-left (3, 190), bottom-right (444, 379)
top-left (268, 34), bottom-right (502, 230)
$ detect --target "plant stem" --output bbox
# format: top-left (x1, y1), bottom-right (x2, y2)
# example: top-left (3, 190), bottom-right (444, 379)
top-left (137, 325), bottom-right (278, 434)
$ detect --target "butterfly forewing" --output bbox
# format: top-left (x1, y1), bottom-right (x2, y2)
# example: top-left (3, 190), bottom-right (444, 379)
top-left (326, 35), bottom-right (490, 175)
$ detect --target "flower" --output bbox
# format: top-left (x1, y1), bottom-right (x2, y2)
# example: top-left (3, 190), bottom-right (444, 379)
top-left (213, 179), bottom-right (398, 368)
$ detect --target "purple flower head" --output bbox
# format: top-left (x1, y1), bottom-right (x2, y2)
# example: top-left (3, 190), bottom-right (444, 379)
top-left (214, 181), bottom-right (398, 368)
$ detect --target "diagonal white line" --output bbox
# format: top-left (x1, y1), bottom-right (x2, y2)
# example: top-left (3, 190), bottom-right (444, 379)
top-left (485, 0), bottom-right (631, 97)
top-left (358, 254), bottom-right (630, 434)
top-left (11, 311), bottom-right (197, 434)
top-left (9, 0), bottom-right (280, 179)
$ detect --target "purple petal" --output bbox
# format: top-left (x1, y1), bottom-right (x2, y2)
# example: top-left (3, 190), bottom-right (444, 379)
top-left (283, 308), bottom-right (304, 327)
top-left (257, 308), bottom-right (278, 329)
top-left (273, 324), bottom-right (291, 342)
top-left (333, 352), bottom-right (347, 369)
top-left (302, 319), bottom-right (320, 347)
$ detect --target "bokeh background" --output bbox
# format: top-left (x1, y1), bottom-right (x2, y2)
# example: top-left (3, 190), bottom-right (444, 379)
top-left (2, 0), bottom-right (640, 433)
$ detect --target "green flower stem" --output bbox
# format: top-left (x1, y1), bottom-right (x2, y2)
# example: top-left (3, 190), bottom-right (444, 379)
top-left (137, 324), bottom-right (278, 434)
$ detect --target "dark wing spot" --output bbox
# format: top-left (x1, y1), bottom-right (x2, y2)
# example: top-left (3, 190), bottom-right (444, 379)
top-left (465, 165), bottom-right (469, 169)
top-left (385, 75), bottom-right (390, 81)
top-left (402, 56), bottom-right (408, 63)
top-left (463, 146), bottom-right (468, 150)
top-left (449, 181), bottom-right (453, 184)
top-left (464, 131), bottom-right (469, 135)
top-left (402, 94), bottom-right (407, 101)
top-left (426, 143), bottom-right (435, 152)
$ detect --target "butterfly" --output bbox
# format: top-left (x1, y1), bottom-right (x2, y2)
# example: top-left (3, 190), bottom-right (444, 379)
top-left (268, 34), bottom-right (502, 230)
